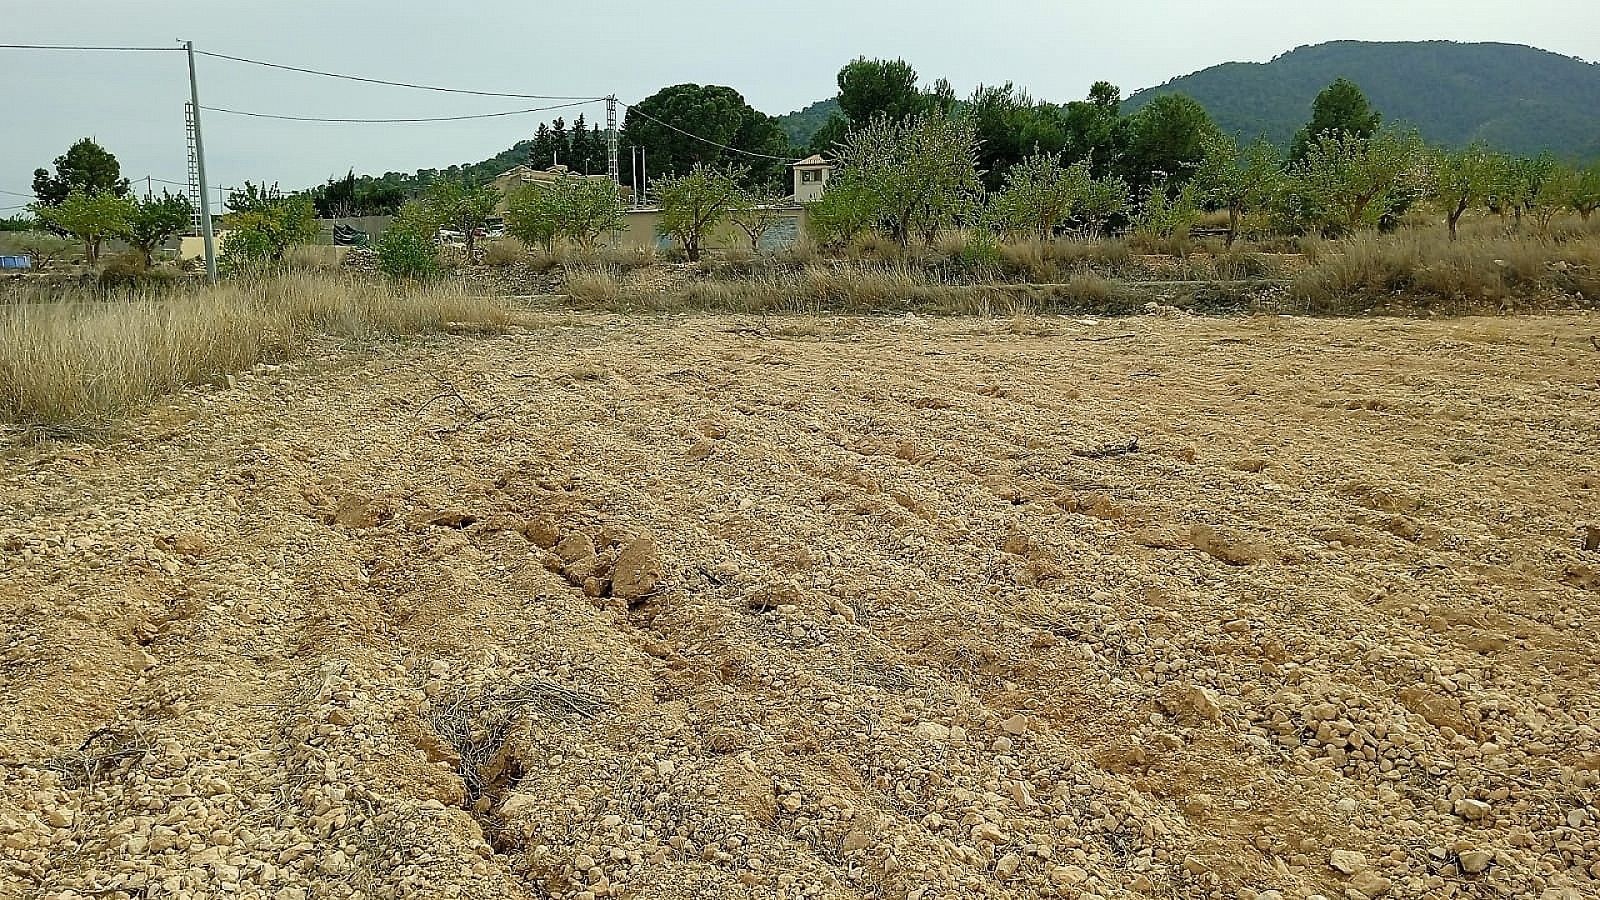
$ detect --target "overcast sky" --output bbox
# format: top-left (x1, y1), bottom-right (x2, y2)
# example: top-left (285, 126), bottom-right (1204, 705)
top-left (4, 0), bottom-right (1598, 206)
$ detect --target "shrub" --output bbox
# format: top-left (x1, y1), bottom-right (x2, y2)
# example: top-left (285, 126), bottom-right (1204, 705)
top-left (97, 252), bottom-right (176, 291)
top-left (374, 227), bottom-right (441, 280)
top-left (220, 195), bottom-right (319, 273)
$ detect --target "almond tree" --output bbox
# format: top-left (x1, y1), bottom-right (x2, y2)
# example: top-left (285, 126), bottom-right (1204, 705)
top-left (1428, 143), bottom-right (1497, 240)
top-left (654, 164), bottom-right (744, 262)
top-left (834, 110), bottom-right (983, 245)
top-left (1193, 133), bottom-right (1283, 246)
top-left (989, 153), bottom-right (1091, 242)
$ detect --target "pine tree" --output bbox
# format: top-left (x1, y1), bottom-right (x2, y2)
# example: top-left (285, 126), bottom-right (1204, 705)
top-left (550, 118), bottom-right (569, 168)
top-left (530, 123), bottom-right (553, 169)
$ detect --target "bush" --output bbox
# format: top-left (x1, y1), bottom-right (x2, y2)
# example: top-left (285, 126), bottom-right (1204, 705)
top-left (97, 252), bottom-right (176, 292)
top-left (374, 227), bottom-right (441, 280)
top-left (219, 195), bottom-right (319, 273)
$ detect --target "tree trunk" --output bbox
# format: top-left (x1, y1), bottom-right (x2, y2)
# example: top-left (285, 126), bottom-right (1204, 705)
top-left (1448, 201), bottom-right (1466, 241)
top-left (1225, 206), bottom-right (1239, 248)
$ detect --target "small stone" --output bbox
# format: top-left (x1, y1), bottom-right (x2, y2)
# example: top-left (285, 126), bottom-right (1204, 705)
top-left (994, 852), bottom-right (1020, 880)
top-left (611, 535), bottom-right (662, 601)
top-left (1329, 849), bottom-right (1367, 875)
top-left (1459, 850), bottom-right (1492, 874)
top-left (1454, 798), bottom-right (1492, 820)
top-left (1349, 871), bottom-right (1391, 898)
top-left (45, 809), bottom-right (72, 828)
top-left (840, 831), bottom-right (871, 852)
top-left (1000, 714), bottom-right (1029, 735)
top-left (1567, 808), bottom-right (1588, 828)
top-left (554, 532), bottom-right (596, 564)
top-left (992, 735), bottom-right (1014, 753)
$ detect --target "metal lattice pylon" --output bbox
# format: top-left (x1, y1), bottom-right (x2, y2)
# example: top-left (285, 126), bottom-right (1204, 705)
top-left (184, 102), bottom-right (202, 235)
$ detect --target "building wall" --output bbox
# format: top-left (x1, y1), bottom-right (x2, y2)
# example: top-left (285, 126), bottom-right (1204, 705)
top-left (793, 167), bottom-right (830, 203)
top-left (605, 207), bottom-right (808, 253)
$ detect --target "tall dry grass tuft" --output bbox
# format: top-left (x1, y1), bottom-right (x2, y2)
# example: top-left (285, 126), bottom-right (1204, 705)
top-left (1288, 230), bottom-right (1600, 313)
top-left (0, 273), bottom-right (510, 427)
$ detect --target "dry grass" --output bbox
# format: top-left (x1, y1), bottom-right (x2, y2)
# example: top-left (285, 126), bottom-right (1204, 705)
top-left (0, 273), bottom-right (510, 427)
top-left (282, 245), bottom-right (348, 271)
top-left (1288, 229), bottom-right (1600, 313)
top-left (482, 238), bottom-right (528, 268)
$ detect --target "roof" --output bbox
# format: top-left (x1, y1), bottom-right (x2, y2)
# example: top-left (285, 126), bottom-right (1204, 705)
top-left (790, 154), bottom-right (831, 168)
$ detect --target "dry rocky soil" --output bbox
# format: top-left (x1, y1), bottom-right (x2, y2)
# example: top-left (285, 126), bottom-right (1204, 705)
top-left (2, 309), bottom-right (1598, 900)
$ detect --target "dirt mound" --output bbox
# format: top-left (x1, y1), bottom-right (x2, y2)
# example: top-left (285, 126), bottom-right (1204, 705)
top-left (2, 309), bottom-right (1598, 899)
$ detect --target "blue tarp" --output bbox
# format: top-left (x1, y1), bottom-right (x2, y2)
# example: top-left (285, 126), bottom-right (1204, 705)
top-left (0, 256), bottom-right (32, 270)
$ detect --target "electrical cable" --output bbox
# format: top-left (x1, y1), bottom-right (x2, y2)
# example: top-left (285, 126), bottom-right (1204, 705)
top-left (199, 98), bottom-right (599, 124)
top-left (0, 43), bottom-right (180, 52)
top-left (620, 104), bottom-right (800, 163)
top-left (0, 188), bottom-right (35, 198)
top-left (193, 50), bottom-right (601, 101)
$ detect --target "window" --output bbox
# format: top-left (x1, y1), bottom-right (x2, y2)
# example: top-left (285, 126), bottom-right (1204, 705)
top-left (801, 170), bottom-right (818, 183)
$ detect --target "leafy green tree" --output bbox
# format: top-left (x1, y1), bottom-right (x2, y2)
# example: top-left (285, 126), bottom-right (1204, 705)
top-left (120, 192), bottom-right (193, 266)
top-left (1119, 94), bottom-right (1220, 189)
top-left (654, 164), bottom-right (745, 262)
top-left (373, 221), bottom-right (441, 280)
top-left (417, 179), bottom-right (500, 259)
top-left (227, 182), bottom-right (286, 214)
top-left (504, 177), bottom-right (624, 251)
top-left (966, 83), bottom-right (1072, 191)
top-left (805, 114), bottom-right (852, 157)
top-left (1288, 129), bottom-right (1424, 234)
top-left (1428, 143), bottom-right (1498, 240)
top-left (804, 178), bottom-right (877, 248)
top-left (989, 153), bottom-right (1091, 241)
top-left (621, 84), bottom-right (791, 192)
top-left (32, 191), bottom-right (134, 263)
top-left (1192, 134), bottom-right (1283, 245)
top-left (219, 195), bottom-right (319, 272)
top-left (1564, 163), bottom-right (1600, 221)
top-left (1530, 163), bottom-right (1576, 234)
top-left (836, 57), bottom-right (927, 125)
top-left (32, 138), bottom-right (130, 206)
top-left (1059, 82), bottom-right (1125, 177)
top-left (833, 111), bottom-right (984, 245)
top-left (1079, 175), bottom-right (1131, 236)
top-left (1290, 78), bottom-right (1382, 163)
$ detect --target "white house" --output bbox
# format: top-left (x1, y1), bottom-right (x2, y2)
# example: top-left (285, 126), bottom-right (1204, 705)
top-left (790, 155), bottom-right (833, 203)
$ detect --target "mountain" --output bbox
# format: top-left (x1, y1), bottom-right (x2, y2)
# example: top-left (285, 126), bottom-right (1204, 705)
top-left (774, 98), bottom-right (841, 147)
top-left (1124, 41), bottom-right (1600, 159)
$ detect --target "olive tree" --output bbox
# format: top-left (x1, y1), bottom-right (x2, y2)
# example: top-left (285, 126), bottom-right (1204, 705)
top-left (834, 110), bottom-right (983, 246)
top-left (653, 164), bottom-right (744, 261)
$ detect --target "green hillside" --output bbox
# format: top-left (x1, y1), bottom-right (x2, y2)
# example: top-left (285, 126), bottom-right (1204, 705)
top-left (1124, 41), bottom-right (1600, 159)
top-left (774, 98), bottom-right (841, 146)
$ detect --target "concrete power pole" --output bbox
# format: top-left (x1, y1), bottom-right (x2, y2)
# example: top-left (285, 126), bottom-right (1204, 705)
top-left (183, 40), bottom-right (218, 282)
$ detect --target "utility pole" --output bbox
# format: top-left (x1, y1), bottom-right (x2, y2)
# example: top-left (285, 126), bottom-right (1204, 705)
top-left (145, 175), bottom-right (152, 200)
top-left (183, 40), bottom-right (217, 282)
top-left (605, 96), bottom-right (619, 186)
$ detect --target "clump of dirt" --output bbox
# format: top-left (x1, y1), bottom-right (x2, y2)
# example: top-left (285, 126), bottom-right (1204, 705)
top-left (2, 308), bottom-right (1598, 900)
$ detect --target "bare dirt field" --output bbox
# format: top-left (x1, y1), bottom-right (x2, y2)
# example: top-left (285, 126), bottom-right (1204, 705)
top-left (2, 309), bottom-right (1598, 900)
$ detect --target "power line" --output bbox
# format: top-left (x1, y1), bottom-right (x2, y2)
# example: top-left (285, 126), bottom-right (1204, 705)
top-left (0, 188), bottom-right (34, 198)
top-left (194, 49), bottom-right (601, 101)
top-left (621, 104), bottom-right (800, 163)
top-left (199, 98), bottom-right (599, 124)
top-left (0, 43), bottom-right (180, 52)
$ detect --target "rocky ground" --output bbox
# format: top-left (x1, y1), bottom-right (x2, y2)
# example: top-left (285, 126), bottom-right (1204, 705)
top-left (1, 308), bottom-right (1597, 900)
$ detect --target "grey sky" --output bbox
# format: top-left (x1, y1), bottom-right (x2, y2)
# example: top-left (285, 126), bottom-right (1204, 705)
top-left (4, 0), bottom-right (1598, 204)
